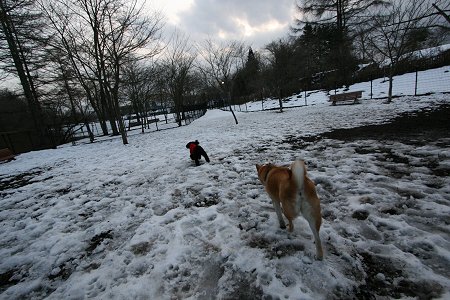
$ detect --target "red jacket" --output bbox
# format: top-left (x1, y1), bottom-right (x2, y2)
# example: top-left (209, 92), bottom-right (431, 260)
top-left (189, 143), bottom-right (197, 154)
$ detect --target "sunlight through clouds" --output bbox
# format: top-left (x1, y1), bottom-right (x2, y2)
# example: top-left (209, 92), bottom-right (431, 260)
top-left (144, 0), bottom-right (294, 49)
top-left (233, 17), bottom-right (288, 38)
top-left (149, 0), bottom-right (195, 25)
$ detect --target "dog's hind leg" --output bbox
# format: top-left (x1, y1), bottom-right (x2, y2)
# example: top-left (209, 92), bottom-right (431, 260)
top-left (287, 218), bottom-right (294, 232)
top-left (271, 200), bottom-right (286, 229)
top-left (306, 216), bottom-right (323, 260)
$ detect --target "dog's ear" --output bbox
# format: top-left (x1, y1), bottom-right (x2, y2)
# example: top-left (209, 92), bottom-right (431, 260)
top-left (256, 164), bottom-right (261, 171)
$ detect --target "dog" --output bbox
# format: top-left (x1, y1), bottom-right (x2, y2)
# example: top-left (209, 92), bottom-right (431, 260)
top-left (256, 160), bottom-right (323, 260)
top-left (186, 140), bottom-right (210, 166)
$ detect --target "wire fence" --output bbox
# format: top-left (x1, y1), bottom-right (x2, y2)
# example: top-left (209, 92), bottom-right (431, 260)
top-left (70, 105), bottom-right (208, 145)
top-left (227, 64), bottom-right (450, 113)
top-left (0, 105), bottom-right (207, 153)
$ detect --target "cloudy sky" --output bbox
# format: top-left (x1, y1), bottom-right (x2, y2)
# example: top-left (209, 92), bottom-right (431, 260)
top-left (148, 0), bottom-right (297, 49)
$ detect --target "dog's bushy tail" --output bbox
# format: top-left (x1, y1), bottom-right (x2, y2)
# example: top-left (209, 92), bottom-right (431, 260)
top-left (291, 160), bottom-right (306, 189)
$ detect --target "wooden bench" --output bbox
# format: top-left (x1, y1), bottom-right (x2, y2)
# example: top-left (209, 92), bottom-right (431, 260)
top-left (0, 148), bottom-right (15, 162)
top-left (129, 121), bottom-right (142, 127)
top-left (130, 118), bottom-right (159, 127)
top-left (329, 90), bottom-right (363, 105)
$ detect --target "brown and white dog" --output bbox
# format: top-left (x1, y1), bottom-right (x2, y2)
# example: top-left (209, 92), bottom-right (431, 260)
top-left (256, 160), bottom-right (323, 260)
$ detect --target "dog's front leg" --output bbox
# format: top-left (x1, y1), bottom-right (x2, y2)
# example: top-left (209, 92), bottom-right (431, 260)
top-left (271, 199), bottom-right (286, 229)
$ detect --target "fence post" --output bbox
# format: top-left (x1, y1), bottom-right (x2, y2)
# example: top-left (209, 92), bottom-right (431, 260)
top-left (279, 88), bottom-right (283, 112)
top-left (370, 77), bottom-right (373, 99)
top-left (414, 69), bottom-right (418, 96)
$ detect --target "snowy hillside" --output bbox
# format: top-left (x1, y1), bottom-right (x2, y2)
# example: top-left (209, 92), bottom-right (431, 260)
top-left (244, 66), bottom-right (450, 111)
top-left (1, 83), bottom-right (450, 297)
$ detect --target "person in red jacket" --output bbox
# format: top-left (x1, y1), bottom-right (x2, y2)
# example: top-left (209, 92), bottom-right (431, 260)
top-left (186, 140), bottom-right (210, 166)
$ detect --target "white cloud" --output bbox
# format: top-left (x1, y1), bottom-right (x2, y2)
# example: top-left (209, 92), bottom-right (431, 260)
top-left (148, 0), bottom-right (195, 25)
top-left (147, 0), bottom-right (296, 49)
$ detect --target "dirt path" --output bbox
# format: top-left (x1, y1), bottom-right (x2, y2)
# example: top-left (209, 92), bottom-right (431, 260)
top-left (322, 104), bottom-right (450, 144)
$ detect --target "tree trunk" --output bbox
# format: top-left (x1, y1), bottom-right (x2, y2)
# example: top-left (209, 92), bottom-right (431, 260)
top-left (112, 96), bottom-right (128, 144)
top-left (228, 90), bottom-right (238, 124)
top-left (83, 119), bottom-right (95, 143)
top-left (174, 90), bottom-right (184, 127)
top-left (118, 118), bottom-right (128, 145)
top-left (387, 69), bottom-right (394, 103)
top-left (106, 90), bottom-right (119, 135)
top-left (99, 119), bottom-right (109, 135)
top-left (176, 109), bottom-right (182, 127)
top-left (111, 66), bottom-right (128, 144)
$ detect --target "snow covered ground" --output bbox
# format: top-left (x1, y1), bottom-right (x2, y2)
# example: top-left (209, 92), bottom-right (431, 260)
top-left (1, 78), bottom-right (450, 298)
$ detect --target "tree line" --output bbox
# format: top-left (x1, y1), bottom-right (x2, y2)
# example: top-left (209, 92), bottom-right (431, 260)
top-left (0, 0), bottom-right (449, 147)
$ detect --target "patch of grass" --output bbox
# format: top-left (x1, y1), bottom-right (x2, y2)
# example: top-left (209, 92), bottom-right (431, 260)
top-left (0, 169), bottom-right (43, 191)
top-left (86, 230), bottom-right (113, 255)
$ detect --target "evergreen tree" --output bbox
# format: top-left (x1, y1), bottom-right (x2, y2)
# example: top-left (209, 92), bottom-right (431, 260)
top-left (292, 1), bottom-right (386, 88)
top-left (265, 39), bottom-right (297, 95)
top-left (233, 47), bottom-right (261, 97)
top-left (0, 0), bottom-right (50, 148)
top-left (293, 0), bottom-right (391, 34)
top-left (245, 48), bottom-right (259, 77)
top-left (294, 23), bottom-right (357, 88)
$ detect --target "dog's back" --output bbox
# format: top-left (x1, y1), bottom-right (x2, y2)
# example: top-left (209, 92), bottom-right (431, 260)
top-left (257, 162), bottom-right (303, 206)
top-left (264, 166), bottom-right (297, 200)
top-left (256, 160), bottom-right (323, 260)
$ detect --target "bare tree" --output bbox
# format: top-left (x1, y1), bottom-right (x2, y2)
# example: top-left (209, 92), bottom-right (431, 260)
top-left (40, 0), bottom-right (110, 135)
top-left (365, 0), bottom-right (437, 102)
top-left (40, 0), bottom-right (164, 145)
top-left (197, 39), bottom-right (245, 124)
top-left (102, 0), bottom-right (164, 144)
top-left (51, 52), bottom-right (95, 143)
top-left (160, 30), bottom-right (197, 126)
top-left (121, 60), bottom-right (156, 133)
